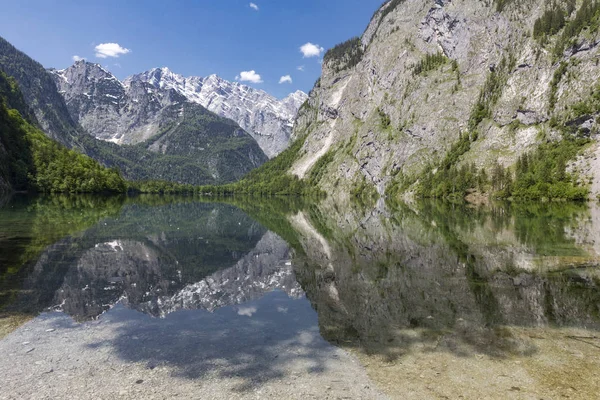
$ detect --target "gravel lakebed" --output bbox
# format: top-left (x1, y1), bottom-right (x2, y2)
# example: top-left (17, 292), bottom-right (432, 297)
top-left (0, 303), bottom-right (386, 400)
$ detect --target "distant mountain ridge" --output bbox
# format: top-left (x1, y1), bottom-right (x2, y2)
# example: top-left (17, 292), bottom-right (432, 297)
top-left (126, 68), bottom-right (307, 158)
top-left (0, 36), bottom-right (268, 186)
top-left (52, 62), bottom-right (307, 158)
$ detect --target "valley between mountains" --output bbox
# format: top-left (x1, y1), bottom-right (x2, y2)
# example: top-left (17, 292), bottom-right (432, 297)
top-left (0, 35), bottom-right (306, 190)
top-left (2, 0), bottom-right (600, 203)
top-left (2, 2), bottom-right (600, 398)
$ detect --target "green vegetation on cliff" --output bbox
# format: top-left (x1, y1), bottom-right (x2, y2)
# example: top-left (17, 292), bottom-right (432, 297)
top-left (414, 134), bottom-right (487, 200)
top-left (0, 72), bottom-right (126, 193)
top-left (0, 37), bottom-right (79, 144)
top-left (412, 52), bottom-right (448, 76)
top-left (323, 37), bottom-right (364, 73)
top-left (533, 5), bottom-right (566, 40)
top-left (385, 48), bottom-right (590, 203)
top-left (510, 138), bottom-right (589, 200)
top-left (408, 134), bottom-right (589, 202)
top-left (553, 0), bottom-right (600, 58)
top-left (469, 55), bottom-right (514, 131)
top-left (125, 133), bottom-right (315, 196)
top-left (225, 133), bottom-right (309, 195)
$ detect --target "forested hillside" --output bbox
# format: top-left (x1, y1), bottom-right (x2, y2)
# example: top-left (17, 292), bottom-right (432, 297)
top-left (0, 71), bottom-right (126, 193)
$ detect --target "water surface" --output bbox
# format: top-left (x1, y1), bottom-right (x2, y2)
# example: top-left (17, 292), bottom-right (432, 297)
top-left (1, 195), bottom-right (599, 398)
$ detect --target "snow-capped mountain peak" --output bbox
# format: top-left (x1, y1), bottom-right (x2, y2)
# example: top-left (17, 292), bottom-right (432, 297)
top-left (127, 68), bottom-right (308, 158)
top-left (52, 61), bottom-right (307, 157)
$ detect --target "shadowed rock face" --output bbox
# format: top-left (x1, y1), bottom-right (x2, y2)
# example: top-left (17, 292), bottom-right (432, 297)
top-left (290, 201), bottom-right (600, 358)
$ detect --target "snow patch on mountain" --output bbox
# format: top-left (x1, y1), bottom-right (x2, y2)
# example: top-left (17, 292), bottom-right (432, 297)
top-left (51, 63), bottom-right (306, 157)
top-left (125, 67), bottom-right (308, 157)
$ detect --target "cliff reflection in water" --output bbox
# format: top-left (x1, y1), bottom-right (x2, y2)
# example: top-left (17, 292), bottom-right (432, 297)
top-left (290, 200), bottom-right (600, 359)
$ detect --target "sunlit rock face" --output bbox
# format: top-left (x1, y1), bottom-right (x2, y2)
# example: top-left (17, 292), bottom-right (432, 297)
top-left (291, 0), bottom-right (600, 200)
top-left (51, 62), bottom-right (307, 158)
top-left (126, 69), bottom-right (307, 158)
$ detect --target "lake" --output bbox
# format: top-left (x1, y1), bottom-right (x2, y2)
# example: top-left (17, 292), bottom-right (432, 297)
top-left (0, 194), bottom-right (599, 399)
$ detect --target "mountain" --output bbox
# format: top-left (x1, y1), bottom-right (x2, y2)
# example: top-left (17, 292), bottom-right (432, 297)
top-left (49, 61), bottom-right (193, 145)
top-left (269, 0), bottom-right (600, 201)
top-left (124, 68), bottom-right (307, 158)
top-left (0, 36), bottom-right (267, 186)
top-left (0, 37), bottom-right (80, 146)
top-left (126, 67), bottom-right (307, 158)
top-left (51, 63), bottom-right (306, 158)
top-left (49, 61), bottom-right (269, 183)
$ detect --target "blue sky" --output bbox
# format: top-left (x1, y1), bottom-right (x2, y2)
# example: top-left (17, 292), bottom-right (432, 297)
top-left (1, 0), bottom-right (382, 98)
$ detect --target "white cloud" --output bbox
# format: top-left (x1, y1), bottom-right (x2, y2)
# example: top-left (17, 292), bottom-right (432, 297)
top-left (72, 55), bottom-right (84, 62)
top-left (279, 75), bottom-right (293, 84)
top-left (249, 2), bottom-right (259, 10)
top-left (300, 42), bottom-right (324, 58)
top-left (95, 43), bottom-right (131, 59)
top-left (237, 306), bottom-right (257, 317)
top-left (297, 65), bottom-right (305, 72)
top-left (236, 70), bottom-right (263, 83)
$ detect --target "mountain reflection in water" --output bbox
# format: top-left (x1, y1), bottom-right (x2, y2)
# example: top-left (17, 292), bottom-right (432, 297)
top-left (0, 195), bottom-right (599, 397)
top-left (0, 195), bottom-right (301, 321)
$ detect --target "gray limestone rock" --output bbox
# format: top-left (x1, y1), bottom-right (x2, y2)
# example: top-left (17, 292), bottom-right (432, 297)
top-left (289, 0), bottom-right (600, 200)
top-left (50, 62), bottom-right (307, 158)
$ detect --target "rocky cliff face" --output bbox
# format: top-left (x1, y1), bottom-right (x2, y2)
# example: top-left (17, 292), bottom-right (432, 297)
top-left (290, 0), bottom-right (600, 199)
top-left (50, 61), bottom-right (186, 145)
top-left (49, 61), bottom-right (268, 183)
top-left (126, 68), bottom-right (307, 158)
top-left (51, 63), bottom-right (307, 158)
